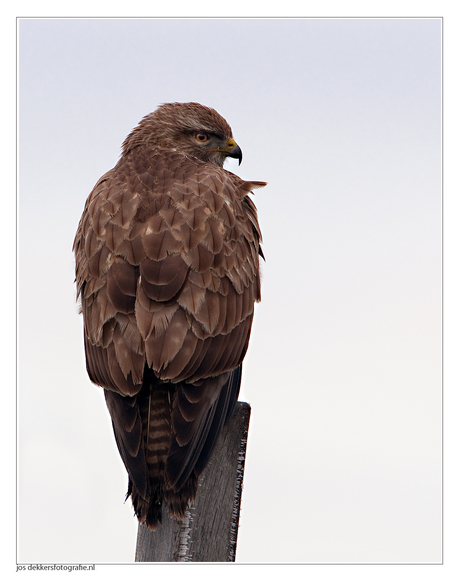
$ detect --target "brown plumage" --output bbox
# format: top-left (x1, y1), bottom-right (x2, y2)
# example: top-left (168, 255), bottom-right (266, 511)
top-left (73, 102), bottom-right (265, 529)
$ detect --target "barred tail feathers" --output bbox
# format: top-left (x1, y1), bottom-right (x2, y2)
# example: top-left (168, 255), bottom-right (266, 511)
top-left (135, 384), bottom-right (172, 528)
top-left (105, 367), bottom-right (242, 530)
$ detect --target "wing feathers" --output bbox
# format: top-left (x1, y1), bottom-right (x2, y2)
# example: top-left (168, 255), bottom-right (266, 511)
top-left (74, 144), bottom-right (263, 527)
top-left (166, 368), bottom-right (239, 490)
top-left (104, 389), bottom-right (148, 498)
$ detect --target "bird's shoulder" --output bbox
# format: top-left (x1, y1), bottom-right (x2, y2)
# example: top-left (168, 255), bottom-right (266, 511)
top-left (78, 148), bottom-right (262, 263)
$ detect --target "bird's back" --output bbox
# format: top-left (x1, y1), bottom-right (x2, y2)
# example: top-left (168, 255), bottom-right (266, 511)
top-left (74, 106), bottom-right (265, 529)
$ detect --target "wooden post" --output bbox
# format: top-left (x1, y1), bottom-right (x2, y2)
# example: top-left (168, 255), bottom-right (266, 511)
top-left (135, 401), bottom-right (251, 562)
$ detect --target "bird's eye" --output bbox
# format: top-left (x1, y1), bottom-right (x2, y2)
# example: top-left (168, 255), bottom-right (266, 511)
top-left (195, 133), bottom-right (209, 142)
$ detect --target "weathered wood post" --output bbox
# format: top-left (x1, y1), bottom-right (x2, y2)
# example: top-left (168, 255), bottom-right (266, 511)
top-left (135, 401), bottom-right (251, 562)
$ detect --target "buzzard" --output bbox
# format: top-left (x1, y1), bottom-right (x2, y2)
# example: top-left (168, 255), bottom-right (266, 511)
top-left (73, 102), bottom-right (265, 529)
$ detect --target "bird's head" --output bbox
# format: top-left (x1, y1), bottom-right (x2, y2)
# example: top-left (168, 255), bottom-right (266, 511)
top-left (122, 102), bottom-right (242, 167)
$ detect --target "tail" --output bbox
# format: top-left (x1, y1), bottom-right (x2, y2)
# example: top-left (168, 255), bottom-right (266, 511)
top-left (104, 366), bottom-right (242, 530)
top-left (105, 379), bottom-right (198, 530)
top-left (130, 382), bottom-right (178, 528)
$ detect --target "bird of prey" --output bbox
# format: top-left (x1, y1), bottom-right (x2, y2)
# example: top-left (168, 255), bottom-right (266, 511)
top-left (73, 102), bottom-right (265, 529)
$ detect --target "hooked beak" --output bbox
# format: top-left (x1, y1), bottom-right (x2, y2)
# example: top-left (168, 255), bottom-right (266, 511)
top-left (223, 138), bottom-right (243, 165)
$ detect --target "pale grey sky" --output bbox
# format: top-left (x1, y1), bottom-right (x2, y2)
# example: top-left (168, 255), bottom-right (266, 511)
top-left (18, 17), bottom-right (441, 564)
